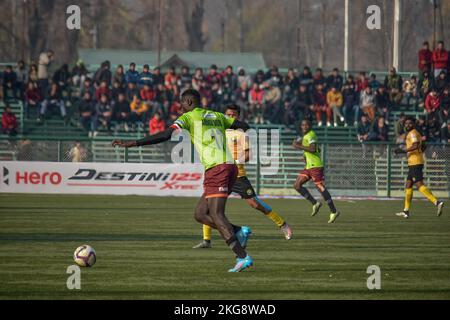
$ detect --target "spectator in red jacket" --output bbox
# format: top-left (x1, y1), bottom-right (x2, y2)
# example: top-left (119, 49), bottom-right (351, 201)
top-left (432, 41), bottom-right (449, 77)
top-left (312, 83), bottom-right (331, 126)
top-left (424, 89), bottom-right (440, 117)
top-left (356, 72), bottom-right (369, 93)
top-left (418, 41), bottom-right (433, 76)
top-left (95, 81), bottom-right (110, 102)
top-left (24, 81), bottom-right (42, 119)
top-left (249, 83), bottom-right (265, 123)
top-left (1, 105), bottom-right (18, 136)
top-left (148, 111), bottom-right (165, 135)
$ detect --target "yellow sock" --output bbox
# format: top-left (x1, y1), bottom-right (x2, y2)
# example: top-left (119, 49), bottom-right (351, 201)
top-left (266, 211), bottom-right (285, 228)
top-left (404, 188), bottom-right (413, 211)
top-left (418, 185), bottom-right (438, 205)
top-left (203, 224), bottom-right (212, 241)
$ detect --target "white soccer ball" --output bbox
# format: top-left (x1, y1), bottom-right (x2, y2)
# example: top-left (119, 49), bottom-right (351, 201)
top-left (73, 245), bottom-right (96, 267)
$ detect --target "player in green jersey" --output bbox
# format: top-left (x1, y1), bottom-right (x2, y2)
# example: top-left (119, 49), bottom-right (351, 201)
top-left (112, 89), bottom-right (253, 272)
top-left (292, 119), bottom-right (341, 223)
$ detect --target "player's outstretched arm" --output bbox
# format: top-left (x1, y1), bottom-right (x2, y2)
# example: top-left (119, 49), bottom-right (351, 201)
top-left (112, 127), bottom-right (175, 148)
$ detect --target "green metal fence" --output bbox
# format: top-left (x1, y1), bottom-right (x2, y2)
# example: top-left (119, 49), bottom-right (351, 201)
top-left (0, 136), bottom-right (448, 198)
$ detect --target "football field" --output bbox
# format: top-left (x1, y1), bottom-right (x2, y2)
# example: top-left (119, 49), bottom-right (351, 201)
top-left (0, 193), bottom-right (449, 300)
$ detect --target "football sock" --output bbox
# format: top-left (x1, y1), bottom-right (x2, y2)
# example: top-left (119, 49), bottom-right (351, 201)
top-left (404, 188), bottom-right (413, 212)
top-left (203, 224), bottom-right (212, 241)
top-left (418, 185), bottom-right (438, 205)
top-left (298, 187), bottom-right (317, 205)
top-left (320, 189), bottom-right (337, 213)
top-left (226, 236), bottom-right (246, 259)
top-left (266, 211), bottom-right (285, 228)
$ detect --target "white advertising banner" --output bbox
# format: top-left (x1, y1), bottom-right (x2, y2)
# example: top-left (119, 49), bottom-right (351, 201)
top-left (0, 162), bottom-right (204, 197)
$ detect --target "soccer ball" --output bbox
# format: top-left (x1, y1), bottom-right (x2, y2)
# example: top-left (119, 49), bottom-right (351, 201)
top-left (73, 245), bottom-right (96, 267)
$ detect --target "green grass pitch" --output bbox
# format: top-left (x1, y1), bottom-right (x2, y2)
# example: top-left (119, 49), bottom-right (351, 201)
top-left (0, 193), bottom-right (449, 300)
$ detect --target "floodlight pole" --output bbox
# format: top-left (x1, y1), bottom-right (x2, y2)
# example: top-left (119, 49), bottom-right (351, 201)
top-left (393, 0), bottom-right (401, 70)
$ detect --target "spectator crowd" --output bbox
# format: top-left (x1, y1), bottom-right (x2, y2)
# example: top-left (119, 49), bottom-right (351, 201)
top-left (1, 40), bottom-right (450, 144)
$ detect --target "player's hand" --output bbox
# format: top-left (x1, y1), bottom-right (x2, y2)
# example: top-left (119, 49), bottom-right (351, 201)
top-left (112, 140), bottom-right (136, 148)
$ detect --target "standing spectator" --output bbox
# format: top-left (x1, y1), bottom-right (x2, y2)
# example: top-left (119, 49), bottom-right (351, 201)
top-left (16, 60), bottom-right (27, 99)
top-left (93, 61), bottom-right (112, 87)
top-left (326, 68), bottom-right (343, 91)
top-left (326, 86), bottom-right (344, 127)
top-left (264, 81), bottom-right (282, 124)
top-left (28, 64), bottom-right (39, 84)
top-left (192, 67), bottom-right (204, 91)
top-left (37, 50), bottom-right (54, 97)
top-left (249, 83), bottom-right (265, 124)
top-left (96, 94), bottom-right (114, 132)
top-left (375, 86), bottom-right (390, 123)
top-left (1, 104), bottom-right (18, 136)
top-left (71, 60), bottom-right (88, 89)
top-left (342, 75), bottom-right (360, 126)
top-left (39, 83), bottom-right (67, 123)
top-left (360, 86), bottom-right (376, 122)
top-left (114, 93), bottom-right (131, 132)
top-left (432, 41), bottom-right (449, 77)
top-left (424, 89), bottom-right (440, 117)
top-left (113, 65), bottom-right (126, 88)
top-left (395, 113), bottom-right (407, 143)
top-left (95, 81), bottom-right (111, 102)
top-left (24, 82), bottom-right (42, 119)
top-left (2, 65), bottom-right (17, 102)
top-left (78, 92), bottom-right (97, 136)
top-left (384, 67), bottom-right (403, 104)
top-left (418, 41), bottom-right (433, 76)
top-left (139, 64), bottom-right (154, 88)
top-left (237, 68), bottom-right (252, 89)
top-left (312, 83), bottom-right (331, 127)
top-left (148, 111), bottom-right (165, 135)
top-left (125, 63), bottom-right (140, 84)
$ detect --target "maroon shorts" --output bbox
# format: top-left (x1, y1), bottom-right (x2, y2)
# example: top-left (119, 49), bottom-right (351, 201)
top-left (299, 167), bottom-right (325, 185)
top-left (203, 164), bottom-right (238, 199)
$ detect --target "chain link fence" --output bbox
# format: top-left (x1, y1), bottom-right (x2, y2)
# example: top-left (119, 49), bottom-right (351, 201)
top-left (1, 137), bottom-right (449, 198)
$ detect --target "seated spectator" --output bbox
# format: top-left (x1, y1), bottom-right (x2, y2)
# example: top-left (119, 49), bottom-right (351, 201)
top-left (326, 68), bottom-right (343, 91)
top-left (342, 75), bottom-right (360, 126)
top-left (356, 72), bottom-right (369, 93)
top-left (313, 68), bottom-right (326, 88)
top-left (78, 92), bottom-right (97, 136)
top-left (2, 65), bottom-right (17, 101)
top-left (368, 73), bottom-right (381, 91)
top-left (113, 65), bottom-right (126, 88)
top-left (312, 83), bottom-right (331, 126)
top-left (402, 75), bottom-right (418, 107)
top-left (125, 62), bottom-right (140, 84)
top-left (432, 41), bottom-right (448, 78)
top-left (199, 81), bottom-right (213, 107)
top-left (130, 95), bottom-right (148, 124)
top-left (95, 80), bottom-right (111, 102)
top-left (155, 83), bottom-right (170, 117)
top-left (359, 86), bottom-right (376, 122)
top-left (111, 80), bottom-right (125, 104)
top-left (16, 60), bottom-right (27, 100)
top-left (263, 81), bottom-right (282, 124)
top-left (281, 98), bottom-right (298, 127)
top-left (205, 64), bottom-right (222, 87)
top-left (369, 116), bottom-right (389, 142)
top-left (233, 81), bottom-right (250, 119)
top-left (149, 111), bottom-right (165, 135)
top-left (1, 104), bottom-right (18, 136)
top-left (395, 113), bottom-right (406, 143)
top-left (424, 89), bottom-right (440, 118)
top-left (39, 83), bottom-right (67, 123)
top-left (284, 68), bottom-right (299, 100)
top-left (434, 71), bottom-right (448, 94)
top-left (210, 82), bottom-right (223, 112)
top-left (139, 64), bottom-right (154, 88)
top-left (125, 82), bottom-right (139, 102)
top-left (249, 83), bottom-right (265, 124)
top-left (265, 65), bottom-right (283, 88)
top-left (96, 94), bottom-right (114, 132)
top-left (237, 68), bottom-right (252, 89)
top-left (357, 114), bottom-right (371, 143)
top-left (179, 66), bottom-right (192, 90)
top-left (326, 86), bottom-right (344, 127)
top-left (416, 116), bottom-right (428, 141)
top-left (52, 64), bottom-right (71, 91)
top-left (152, 67), bottom-right (164, 86)
top-left (375, 86), bottom-right (390, 123)
top-left (384, 67), bottom-right (403, 104)
top-left (80, 78), bottom-right (95, 98)
top-left (298, 66), bottom-right (314, 91)
top-left (71, 60), bottom-right (88, 88)
top-left (427, 116), bottom-right (441, 144)
top-left (28, 64), bottom-right (39, 84)
top-left (418, 41), bottom-right (432, 77)
top-left (439, 87), bottom-right (450, 139)
top-left (253, 69), bottom-right (266, 85)
top-left (221, 65), bottom-right (238, 92)
top-left (24, 81), bottom-right (42, 119)
top-left (140, 84), bottom-right (157, 117)
top-left (114, 93), bottom-right (131, 131)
